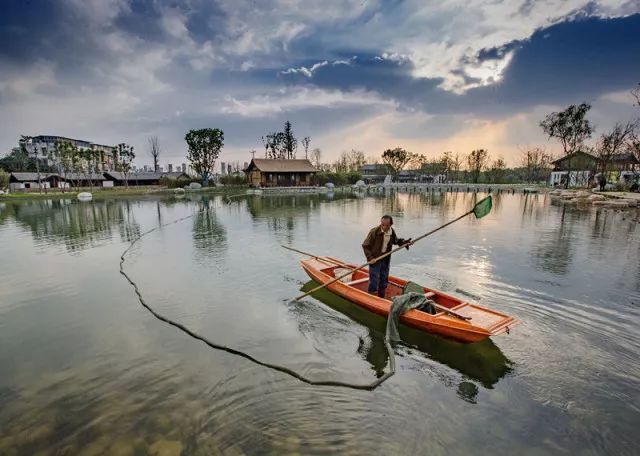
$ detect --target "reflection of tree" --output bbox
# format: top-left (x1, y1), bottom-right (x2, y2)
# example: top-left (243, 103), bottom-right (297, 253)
top-left (532, 206), bottom-right (577, 275)
top-left (298, 282), bottom-right (513, 393)
top-left (3, 199), bottom-right (139, 252)
top-left (192, 199), bottom-right (227, 258)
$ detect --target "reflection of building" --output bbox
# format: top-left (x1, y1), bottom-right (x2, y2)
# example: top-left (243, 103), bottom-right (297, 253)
top-left (24, 135), bottom-right (117, 171)
top-left (244, 159), bottom-right (317, 187)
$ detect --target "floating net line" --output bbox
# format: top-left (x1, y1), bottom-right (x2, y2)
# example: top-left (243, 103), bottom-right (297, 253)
top-left (119, 192), bottom-right (396, 391)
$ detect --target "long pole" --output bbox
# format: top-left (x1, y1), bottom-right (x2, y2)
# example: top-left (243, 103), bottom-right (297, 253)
top-left (288, 204), bottom-right (479, 302)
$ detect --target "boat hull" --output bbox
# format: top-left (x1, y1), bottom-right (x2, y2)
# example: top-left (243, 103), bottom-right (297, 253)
top-left (300, 257), bottom-right (520, 343)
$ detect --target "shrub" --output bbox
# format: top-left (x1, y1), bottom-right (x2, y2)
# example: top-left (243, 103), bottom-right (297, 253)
top-left (158, 176), bottom-right (200, 188)
top-left (219, 175), bottom-right (247, 186)
top-left (311, 171), bottom-right (362, 186)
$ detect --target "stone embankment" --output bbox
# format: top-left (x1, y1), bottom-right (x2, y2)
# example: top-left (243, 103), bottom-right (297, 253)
top-left (549, 189), bottom-right (639, 208)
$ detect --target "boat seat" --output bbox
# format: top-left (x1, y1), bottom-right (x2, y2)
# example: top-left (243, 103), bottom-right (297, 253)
top-left (345, 277), bottom-right (369, 286)
top-left (424, 291), bottom-right (436, 299)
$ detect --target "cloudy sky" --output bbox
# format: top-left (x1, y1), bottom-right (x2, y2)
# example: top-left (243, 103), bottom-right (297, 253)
top-left (1, 0), bottom-right (639, 168)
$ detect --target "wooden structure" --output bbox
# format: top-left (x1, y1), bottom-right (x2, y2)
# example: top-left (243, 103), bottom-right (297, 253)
top-left (244, 159), bottom-right (317, 187)
top-left (300, 256), bottom-right (520, 343)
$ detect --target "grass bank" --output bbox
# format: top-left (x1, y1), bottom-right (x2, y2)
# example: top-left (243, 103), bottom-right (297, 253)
top-left (0, 185), bottom-right (248, 201)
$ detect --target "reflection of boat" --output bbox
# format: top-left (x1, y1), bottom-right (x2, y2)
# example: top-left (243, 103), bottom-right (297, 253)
top-left (301, 256), bottom-right (521, 343)
top-left (300, 282), bottom-right (513, 389)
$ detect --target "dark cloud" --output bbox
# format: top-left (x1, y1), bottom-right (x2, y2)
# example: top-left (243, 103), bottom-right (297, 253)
top-left (279, 13), bottom-right (640, 117)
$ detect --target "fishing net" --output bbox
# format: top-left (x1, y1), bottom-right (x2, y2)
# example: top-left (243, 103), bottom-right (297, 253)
top-left (473, 196), bottom-right (493, 219)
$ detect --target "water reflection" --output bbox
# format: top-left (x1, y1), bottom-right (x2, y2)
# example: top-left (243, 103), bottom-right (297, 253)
top-left (0, 199), bottom-right (140, 252)
top-left (192, 197), bottom-right (227, 262)
top-left (298, 282), bottom-right (513, 395)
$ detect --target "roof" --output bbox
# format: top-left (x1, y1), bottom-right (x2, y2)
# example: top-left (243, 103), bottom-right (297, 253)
top-left (105, 171), bottom-right (163, 181)
top-left (104, 171), bottom-right (187, 181)
top-left (611, 153), bottom-right (640, 164)
top-left (10, 172), bottom-right (56, 181)
top-left (551, 151), bottom-right (598, 165)
top-left (60, 173), bottom-right (105, 181)
top-left (245, 159), bottom-right (317, 173)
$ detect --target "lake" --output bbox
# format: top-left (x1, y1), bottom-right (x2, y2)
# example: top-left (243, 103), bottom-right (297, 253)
top-left (1, 191), bottom-right (639, 455)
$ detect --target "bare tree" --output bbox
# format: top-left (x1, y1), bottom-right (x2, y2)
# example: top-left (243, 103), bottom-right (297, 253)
top-left (466, 149), bottom-right (489, 183)
top-left (148, 136), bottom-right (161, 172)
top-left (520, 147), bottom-right (553, 183)
top-left (310, 148), bottom-right (322, 169)
top-left (595, 121), bottom-right (637, 185)
top-left (632, 82), bottom-right (640, 109)
top-left (487, 157), bottom-right (507, 183)
top-left (302, 136), bottom-right (311, 159)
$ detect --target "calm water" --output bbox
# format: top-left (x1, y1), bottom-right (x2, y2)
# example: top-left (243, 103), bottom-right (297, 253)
top-left (0, 191), bottom-right (639, 455)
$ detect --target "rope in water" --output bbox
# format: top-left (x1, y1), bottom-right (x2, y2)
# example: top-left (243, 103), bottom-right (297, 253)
top-left (119, 192), bottom-right (396, 391)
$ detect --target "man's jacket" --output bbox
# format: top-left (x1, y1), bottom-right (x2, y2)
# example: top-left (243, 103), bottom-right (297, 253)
top-left (362, 226), bottom-right (408, 263)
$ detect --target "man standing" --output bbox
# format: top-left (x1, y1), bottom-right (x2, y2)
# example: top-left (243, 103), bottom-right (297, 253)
top-left (362, 215), bottom-right (412, 298)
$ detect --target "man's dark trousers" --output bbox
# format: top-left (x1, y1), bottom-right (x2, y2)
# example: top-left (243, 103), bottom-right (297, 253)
top-left (368, 257), bottom-right (390, 297)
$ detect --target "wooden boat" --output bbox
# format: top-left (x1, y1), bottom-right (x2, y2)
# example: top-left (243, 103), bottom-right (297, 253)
top-left (300, 256), bottom-right (521, 343)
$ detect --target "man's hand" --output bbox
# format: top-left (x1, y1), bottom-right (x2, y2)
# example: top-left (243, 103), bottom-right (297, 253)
top-left (404, 238), bottom-right (413, 249)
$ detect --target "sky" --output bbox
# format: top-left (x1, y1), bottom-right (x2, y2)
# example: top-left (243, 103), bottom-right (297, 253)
top-left (0, 0), bottom-right (639, 168)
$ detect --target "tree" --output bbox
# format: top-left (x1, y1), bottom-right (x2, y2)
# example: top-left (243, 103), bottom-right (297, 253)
top-left (595, 121), bottom-right (637, 183)
top-left (282, 121), bottom-right (297, 159)
top-left (185, 128), bottom-right (223, 186)
top-left (148, 136), bottom-right (161, 172)
top-left (487, 157), bottom-right (507, 183)
top-left (55, 140), bottom-right (80, 191)
top-left (302, 136), bottom-right (311, 159)
top-left (0, 169), bottom-right (9, 189)
top-left (540, 103), bottom-right (594, 156)
top-left (310, 148), bottom-right (322, 169)
top-left (381, 147), bottom-right (415, 178)
top-left (465, 149), bottom-right (489, 183)
top-left (0, 147), bottom-right (36, 172)
top-left (113, 143), bottom-right (135, 188)
top-left (520, 147), bottom-right (553, 183)
top-left (632, 82), bottom-right (640, 110)
top-left (442, 151), bottom-right (462, 182)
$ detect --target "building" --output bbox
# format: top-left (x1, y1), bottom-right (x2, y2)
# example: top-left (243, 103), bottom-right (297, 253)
top-left (220, 162), bottom-right (226, 174)
top-left (550, 151), bottom-right (598, 187)
top-left (8, 172), bottom-right (106, 190)
top-left (181, 163), bottom-right (187, 173)
top-left (168, 164), bottom-right (173, 172)
top-left (8, 172), bottom-right (51, 191)
top-left (244, 159), bottom-right (317, 187)
top-left (550, 151), bottom-right (640, 187)
top-left (361, 164), bottom-right (391, 183)
top-left (104, 171), bottom-right (189, 186)
top-left (23, 135), bottom-right (117, 171)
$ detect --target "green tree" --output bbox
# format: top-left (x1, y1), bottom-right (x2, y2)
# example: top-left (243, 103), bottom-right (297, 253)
top-left (381, 147), bottom-right (415, 178)
top-left (0, 169), bottom-right (9, 189)
top-left (185, 128), bottom-right (224, 186)
top-left (466, 149), bottom-right (489, 183)
top-left (540, 103), bottom-right (594, 156)
top-left (282, 120), bottom-right (297, 159)
top-left (113, 143), bottom-right (135, 187)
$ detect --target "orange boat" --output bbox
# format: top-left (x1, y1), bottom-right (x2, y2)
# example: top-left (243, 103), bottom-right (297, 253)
top-left (300, 256), bottom-right (521, 343)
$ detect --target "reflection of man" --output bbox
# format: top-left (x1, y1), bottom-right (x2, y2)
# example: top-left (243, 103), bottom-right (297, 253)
top-left (362, 215), bottom-right (412, 298)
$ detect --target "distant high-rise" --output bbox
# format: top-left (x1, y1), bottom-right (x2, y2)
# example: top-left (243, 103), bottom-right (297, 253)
top-left (143, 165), bottom-right (149, 172)
top-left (181, 163), bottom-right (186, 173)
top-left (220, 162), bottom-right (226, 174)
top-left (168, 164), bottom-right (173, 172)
top-left (158, 165), bottom-right (164, 172)
top-left (227, 163), bottom-right (232, 174)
